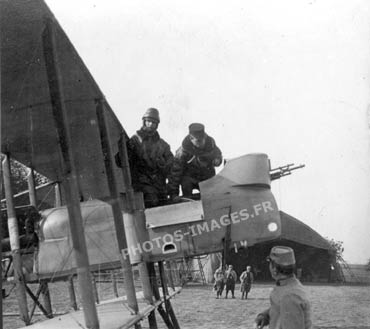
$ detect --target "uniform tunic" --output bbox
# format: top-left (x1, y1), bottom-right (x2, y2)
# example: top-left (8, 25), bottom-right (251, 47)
top-left (240, 270), bottom-right (254, 293)
top-left (261, 276), bottom-right (312, 329)
top-left (224, 269), bottom-right (237, 295)
top-left (168, 134), bottom-right (222, 197)
top-left (214, 268), bottom-right (225, 294)
top-left (116, 129), bottom-right (173, 207)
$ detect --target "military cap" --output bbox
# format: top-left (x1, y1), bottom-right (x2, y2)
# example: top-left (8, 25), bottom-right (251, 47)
top-left (267, 246), bottom-right (296, 266)
top-left (189, 123), bottom-right (205, 138)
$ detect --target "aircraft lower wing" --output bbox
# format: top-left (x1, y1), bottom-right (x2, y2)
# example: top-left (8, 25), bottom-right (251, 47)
top-left (17, 287), bottom-right (182, 329)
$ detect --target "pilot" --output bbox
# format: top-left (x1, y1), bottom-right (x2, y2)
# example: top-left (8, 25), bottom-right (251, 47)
top-left (254, 246), bottom-right (312, 329)
top-left (167, 123), bottom-right (222, 200)
top-left (116, 108), bottom-right (174, 208)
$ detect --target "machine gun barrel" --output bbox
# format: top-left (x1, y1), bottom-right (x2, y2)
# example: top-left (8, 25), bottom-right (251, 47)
top-left (270, 163), bottom-right (294, 172)
top-left (270, 163), bottom-right (305, 181)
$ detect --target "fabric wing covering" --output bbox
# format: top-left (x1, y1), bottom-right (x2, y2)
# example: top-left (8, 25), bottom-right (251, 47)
top-left (1, 0), bottom-right (126, 200)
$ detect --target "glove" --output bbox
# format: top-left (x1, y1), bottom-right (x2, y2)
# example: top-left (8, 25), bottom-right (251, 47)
top-left (169, 194), bottom-right (181, 203)
top-left (255, 313), bottom-right (269, 328)
top-left (196, 156), bottom-right (209, 168)
top-left (173, 196), bottom-right (182, 203)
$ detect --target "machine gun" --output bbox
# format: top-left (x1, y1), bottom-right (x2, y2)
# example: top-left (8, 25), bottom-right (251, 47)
top-left (270, 163), bottom-right (305, 181)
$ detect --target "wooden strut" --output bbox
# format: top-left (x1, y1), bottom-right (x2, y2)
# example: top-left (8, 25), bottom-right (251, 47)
top-left (135, 205), bottom-right (157, 329)
top-left (2, 155), bottom-right (30, 325)
top-left (29, 283), bottom-right (44, 319)
top-left (25, 284), bottom-right (52, 320)
top-left (95, 99), bottom-right (143, 329)
top-left (165, 261), bottom-right (175, 291)
top-left (3, 256), bottom-right (12, 279)
top-left (54, 183), bottom-right (62, 207)
top-left (147, 263), bottom-right (174, 329)
top-left (0, 180), bottom-right (58, 205)
top-left (91, 274), bottom-right (100, 305)
top-left (114, 114), bottom-right (159, 329)
top-left (111, 272), bottom-right (119, 298)
top-left (3, 312), bottom-right (66, 317)
top-left (68, 275), bottom-right (78, 311)
top-left (158, 261), bottom-right (181, 329)
top-left (39, 280), bottom-right (53, 318)
top-left (27, 169), bottom-right (37, 208)
top-left (143, 264), bottom-right (158, 329)
top-left (119, 289), bottom-right (182, 329)
top-left (42, 18), bottom-right (99, 329)
top-left (27, 169), bottom-right (53, 318)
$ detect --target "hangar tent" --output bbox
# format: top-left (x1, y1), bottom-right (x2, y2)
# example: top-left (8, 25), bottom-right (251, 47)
top-left (200, 211), bottom-right (337, 283)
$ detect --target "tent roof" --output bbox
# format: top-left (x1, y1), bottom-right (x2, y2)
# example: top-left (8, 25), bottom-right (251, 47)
top-left (1, 0), bottom-right (125, 200)
top-left (280, 211), bottom-right (332, 250)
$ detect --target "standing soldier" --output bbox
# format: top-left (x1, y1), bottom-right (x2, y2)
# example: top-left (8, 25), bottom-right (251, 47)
top-left (168, 123), bottom-right (222, 200)
top-left (116, 108), bottom-right (173, 207)
top-left (240, 265), bottom-right (254, 300)
top-left (213, 265), bottom-right (225, 299)
top-left (254, 246), bottom-right (312, 329)
top-left (224, 265), bottom-right (237, 299)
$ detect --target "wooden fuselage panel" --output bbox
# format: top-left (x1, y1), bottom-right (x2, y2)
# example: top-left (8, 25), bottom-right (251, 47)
top-left (146, 183), bottom-right (280, 262)
top-left (34, 153), bottom-right (280, 279)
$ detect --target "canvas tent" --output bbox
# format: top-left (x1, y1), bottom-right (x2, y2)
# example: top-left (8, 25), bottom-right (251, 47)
top-left (201, 211), bottom-right (337, 283)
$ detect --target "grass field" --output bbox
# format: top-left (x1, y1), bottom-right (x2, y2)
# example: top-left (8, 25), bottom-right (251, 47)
top-left (3, 281), bottom-right (370, 329)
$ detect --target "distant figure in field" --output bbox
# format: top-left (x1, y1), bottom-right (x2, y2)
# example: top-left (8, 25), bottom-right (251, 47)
top-left (213, 265), bottom-right (225, 299)
top-left (254, 246), bottom-right (312, 329)
top-left (115, 108), bottom-right (173, 207)
top-left (167, 123), bottom-right (222, 200)
top-left (240, 265), bottom-right (254, 300)
top-left (224, 265), bottom-right (237, 299)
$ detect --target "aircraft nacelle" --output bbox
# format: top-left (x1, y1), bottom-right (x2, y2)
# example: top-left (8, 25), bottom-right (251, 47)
top-left (145, 153), bottom-right (280, 261)
top-left (32, 153), bottom-right (280, 280)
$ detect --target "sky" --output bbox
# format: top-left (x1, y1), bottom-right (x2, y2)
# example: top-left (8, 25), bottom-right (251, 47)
top-left (45, 0), bottom-right (370, 264)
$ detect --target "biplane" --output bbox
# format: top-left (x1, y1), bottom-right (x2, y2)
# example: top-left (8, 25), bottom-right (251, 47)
top-left (0, 0), bottom-right (303, 328)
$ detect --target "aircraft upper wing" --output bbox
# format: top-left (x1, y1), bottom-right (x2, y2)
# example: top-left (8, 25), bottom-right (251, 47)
top-left (1, 0), bottom-right (125, 200)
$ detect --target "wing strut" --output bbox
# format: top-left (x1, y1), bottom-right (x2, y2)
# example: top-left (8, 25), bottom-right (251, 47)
top-left (42, 18), bottom-right (99, 329)
top-left (2, 155), bottom-right (30, 325)
top-left (27, 169), bottom-right (53, 317)
top-left (95, 98), bottom-right (143, 327)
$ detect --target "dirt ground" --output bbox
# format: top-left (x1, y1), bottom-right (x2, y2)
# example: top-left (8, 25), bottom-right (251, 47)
top-left (158, 283), bottom-right (370, 329)
top-left (3, 282), bottom-right (370, 329)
